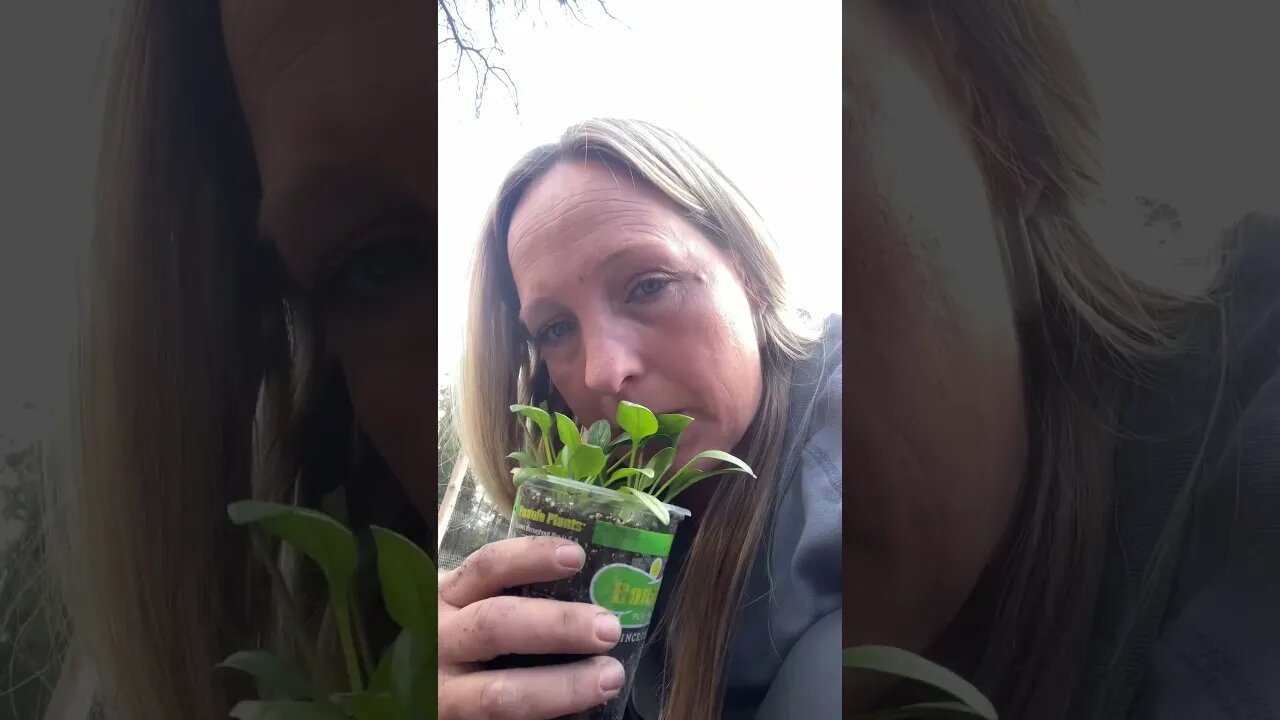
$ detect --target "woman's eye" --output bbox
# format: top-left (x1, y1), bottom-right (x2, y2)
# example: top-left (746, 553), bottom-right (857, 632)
top-left (630, 276), bottom-right (672, 302)
top-left (537, 320), bottom-right (574, 345)
top-left (322, 235), bottom-right (424, 311)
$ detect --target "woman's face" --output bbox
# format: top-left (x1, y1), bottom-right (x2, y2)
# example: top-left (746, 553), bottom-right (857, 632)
top-left (841, 0), bottom-right (1027, 660)
top-left (506, 159), bottom-right (764, 489)
top-left (222, 0), bottom-right (437, 514)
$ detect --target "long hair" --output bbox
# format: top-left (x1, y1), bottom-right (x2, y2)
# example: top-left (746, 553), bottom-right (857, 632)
top-left (50, 1), bottom-right (423, 717)
top-left (456, 118), bottom-right (818, 720)
top-left (873, 2), bottom-right (1227, 718)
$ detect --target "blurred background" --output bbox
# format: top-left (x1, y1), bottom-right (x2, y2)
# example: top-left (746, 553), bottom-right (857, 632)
top-left (0, 1), bottom-right (1276, 717)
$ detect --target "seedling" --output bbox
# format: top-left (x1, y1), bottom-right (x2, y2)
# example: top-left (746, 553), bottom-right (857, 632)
top-left (496, 399), bottom-right (753, 719)
top-left (217, 501), bottom-right (434, 720)
top-left (506, 399), bottom-right (755, 525)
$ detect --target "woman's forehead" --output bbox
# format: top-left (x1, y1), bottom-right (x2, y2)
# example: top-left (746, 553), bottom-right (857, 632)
top-left (220, 0), bottom-right (427, 105)
top-left (506, 161), bottom-right (677, 258)
top-left (219, 0), bottom-right (434, 282)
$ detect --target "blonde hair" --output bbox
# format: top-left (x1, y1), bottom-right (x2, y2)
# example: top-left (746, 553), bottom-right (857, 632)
top-left (457, 118), bottom-right (818, 719)
top-left (875, 2), bottom-right (1227, 718)
top-left (52, 0), bottom-right (422, 716)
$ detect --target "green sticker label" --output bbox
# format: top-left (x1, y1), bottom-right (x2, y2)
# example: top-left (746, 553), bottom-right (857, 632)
top-left (589, 563), bottom-right (661, 628)
top-left (590, 521), bottom-right (674, 558)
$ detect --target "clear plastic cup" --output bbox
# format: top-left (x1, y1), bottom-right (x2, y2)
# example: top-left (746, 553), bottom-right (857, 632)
top-left (501, 474), bottom-right (690, 720)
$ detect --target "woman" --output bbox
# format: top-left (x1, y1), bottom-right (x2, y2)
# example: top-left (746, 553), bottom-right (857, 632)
top-left (441, 118), bottom-right (842, 720)
top-left (54, 0), bottom-right (1280, 719)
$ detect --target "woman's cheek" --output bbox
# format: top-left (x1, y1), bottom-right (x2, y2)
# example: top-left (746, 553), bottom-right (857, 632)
top-left (328, 289), bottom-right (436, 496)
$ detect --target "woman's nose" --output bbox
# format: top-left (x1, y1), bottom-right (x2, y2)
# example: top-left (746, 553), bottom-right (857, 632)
top-left (581, 325), bottom-right (642, 396)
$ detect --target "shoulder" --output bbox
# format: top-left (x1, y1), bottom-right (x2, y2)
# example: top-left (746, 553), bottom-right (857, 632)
top-left (1133, 363), bottom-right (1280, 720)
top-left (773, 313), bottom-right (843, 583)
top-left (719, 315), bottom-right (844, 715)
top-left (1099, 213), bottom-right (1280, 719)
top-left (780, 312), bottom-right (843, 494)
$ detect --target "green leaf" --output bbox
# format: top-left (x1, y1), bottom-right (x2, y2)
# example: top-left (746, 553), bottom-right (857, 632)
top-left (644, 447), bottom-right (676, 488)
top-left (370, 527), bottom-right (435, 638)
top-left (655, 467), bottom-right (746, 503)
top-left (655, 413), bottom-right (694, 440)
top-left (618, 486), bottom-right (670, 525)
top-left (368, 644), bottom-right (394, 693)
top-left (683, 449), bottom-right (754, 477)
top-left (655, 450), bottom-right (756, 501)
top-left (228, 700), bottom-right (347, 720)
top-left (217, 650), bottom-right (313, 700)
top-left (558, 445), bottom-right (570, 469)
top-left (507, 451), bottom-right (538, 468)
top-left (607, 432), bottom-right (631, 451)
top-left (389, 629), bottom-right (432, 715)
top-left (585, 419), bottom-right (612, 447)
top-left (555, 412), bottom-right (581, 453)
top-left (616, 401), bottom-right (658, 442)
top-left (228, 502), bottom-right (363, 692)
top-left (606, 467), bottom-right (654, 488)
top-left (510, 404), bottom-right (551, 437)
top-left (568, 443), bottom-right (607, 482)
top-left (852, 701), bottom-right (992, 720)
top-left (843, 646), bottom-right (997, 720)
top-left (512, 467), bottom-right (545, 487)
top-left (332, 692), bottom-right (401, 720)
top-left (227, 501), bottom-right (359, 607)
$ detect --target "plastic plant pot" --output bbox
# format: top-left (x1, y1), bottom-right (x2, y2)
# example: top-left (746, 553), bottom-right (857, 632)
top-left (498, 473), bottom-right (690, 720)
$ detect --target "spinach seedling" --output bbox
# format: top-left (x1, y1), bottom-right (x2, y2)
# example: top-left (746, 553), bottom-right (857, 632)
top-left (507, 399), bottom-right (754, 524)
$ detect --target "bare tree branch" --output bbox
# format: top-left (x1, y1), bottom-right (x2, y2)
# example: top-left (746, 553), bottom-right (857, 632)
top-left (438, 0), bottom-right (520, 117)
top-left (437, 0), bottom-right (623, 118)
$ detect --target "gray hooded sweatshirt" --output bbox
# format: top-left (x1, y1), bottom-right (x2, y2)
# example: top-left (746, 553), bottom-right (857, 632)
top-left (629, 313), bottom-right (844, 719)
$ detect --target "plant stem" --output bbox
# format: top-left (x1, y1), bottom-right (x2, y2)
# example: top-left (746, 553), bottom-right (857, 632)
top-left (605, 454), bottom-right (628, 476)
top-left (333, 597), bottom-right (364, 693)
top-left (250, 534), bottom-right (318, 679)
top-left (351, 592), bottom-right (375, 681)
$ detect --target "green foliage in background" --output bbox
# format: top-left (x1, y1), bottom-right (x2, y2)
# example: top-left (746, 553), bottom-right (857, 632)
top-left (222, 502), bottom-right (436, 720)
top-left (0, 429), bottom-right (68, 720)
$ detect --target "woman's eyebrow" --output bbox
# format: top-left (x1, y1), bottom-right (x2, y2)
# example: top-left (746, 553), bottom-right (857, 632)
top-left (258, 166), bottom-right (422, 282)
top-left (516, 239), bottom-right (680, 327)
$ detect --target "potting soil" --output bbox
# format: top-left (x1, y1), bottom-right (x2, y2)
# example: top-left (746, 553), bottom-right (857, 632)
top-left (491, 485), bottom-right (678, 720)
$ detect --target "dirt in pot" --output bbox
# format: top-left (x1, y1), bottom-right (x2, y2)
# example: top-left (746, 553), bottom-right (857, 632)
top-left (489, 483), bottom-right (679, 720)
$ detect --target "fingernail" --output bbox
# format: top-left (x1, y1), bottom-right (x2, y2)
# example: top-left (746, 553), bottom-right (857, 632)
top-left (600, 660), bottom-right (625, 694)
top-left (594, 613), bottom-right (621, 643)
top-left (555, 543), bottom-right (585, 569)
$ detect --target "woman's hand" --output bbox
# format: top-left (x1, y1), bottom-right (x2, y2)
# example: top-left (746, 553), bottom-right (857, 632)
top-left (438, 536), bottom-right (626, 720)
